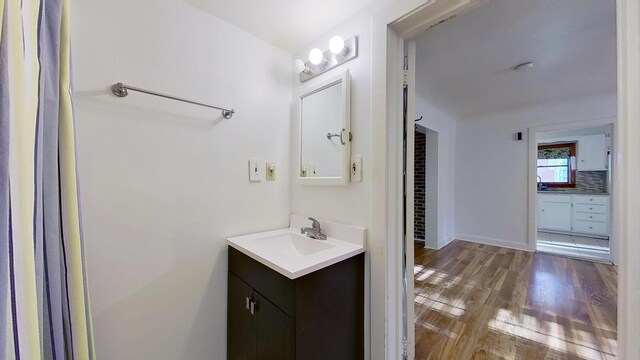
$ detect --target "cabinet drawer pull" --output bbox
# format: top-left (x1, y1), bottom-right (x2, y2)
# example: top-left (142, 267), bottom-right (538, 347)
top-left (246, 297), bottom-right (251, 311)
top-left (250, 300), bottom-right (255, 315)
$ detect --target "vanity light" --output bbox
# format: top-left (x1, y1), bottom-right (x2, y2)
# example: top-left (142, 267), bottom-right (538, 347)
top-left (296, 36), bottom-right (358, 82)
top-left (308, 48), bottom-right (326, 65)
top-left (294, 59), bottom-right (310, 74)
top-left (329, 35), bottom-right (347, 55)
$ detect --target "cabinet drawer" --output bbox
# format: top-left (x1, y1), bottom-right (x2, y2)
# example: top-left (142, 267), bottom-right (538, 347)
top-left (573, 220), bottom-right (608, 235)
top-left (573, 212), bottom-right (608, 222)
top-left (572, 195), bottom-right (609, 205)
top-left (574, 204), bottom-right (608, 214)
top-left (229, 247), bottom-right (295, 317)
top-left (539, 194), bottom-right (572, 203)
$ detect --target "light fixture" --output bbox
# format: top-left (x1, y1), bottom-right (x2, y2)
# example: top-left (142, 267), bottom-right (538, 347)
top-left (294, 59), bottom-right (310, 74)
top-left (296, 36), bottom-right (359, 82)
top-left (308, 48), bottom-right (326, 65)
top-left (329, 35), bottom-right (347, 55)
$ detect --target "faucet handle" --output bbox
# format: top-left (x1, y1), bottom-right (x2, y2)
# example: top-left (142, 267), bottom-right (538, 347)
top-left (308, 217), bottom-right (321, 229)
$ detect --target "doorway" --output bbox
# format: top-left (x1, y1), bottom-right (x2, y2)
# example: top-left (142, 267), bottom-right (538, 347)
top-left (533, 123), bottom-right (616, 263)
top-left (398, 0), bottom-right (620, 358)
top-left (414, 124), bottom-right (438, 250)
top-left (369, 0), bottom-right (639, 358)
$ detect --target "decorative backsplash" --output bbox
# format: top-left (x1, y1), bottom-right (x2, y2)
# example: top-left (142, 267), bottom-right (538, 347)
top-left (576, 171), bottom-right (608, 193)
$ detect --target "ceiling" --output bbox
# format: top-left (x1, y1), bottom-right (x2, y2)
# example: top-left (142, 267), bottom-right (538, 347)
top-left (184, 0), bottom-right (390, 53)
top-left (413, 0), bottom-right (617, 119)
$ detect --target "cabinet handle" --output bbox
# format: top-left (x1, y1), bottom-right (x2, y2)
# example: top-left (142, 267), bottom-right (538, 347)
top-left (246, 297), bottom-right (251, 311)
top-left (250, 300), bottom-right (255, 315)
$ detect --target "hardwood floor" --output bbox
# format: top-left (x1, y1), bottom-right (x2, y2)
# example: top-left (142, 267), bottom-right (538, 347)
top-left (414, 240), bottom-right (617, 359)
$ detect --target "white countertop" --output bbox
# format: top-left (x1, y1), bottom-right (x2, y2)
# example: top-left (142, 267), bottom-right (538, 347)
top-left (227, 227), bottom-right (365, 279)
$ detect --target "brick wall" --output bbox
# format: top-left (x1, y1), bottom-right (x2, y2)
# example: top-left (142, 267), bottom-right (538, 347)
top-left (415, 131), bottom-right (426, 239)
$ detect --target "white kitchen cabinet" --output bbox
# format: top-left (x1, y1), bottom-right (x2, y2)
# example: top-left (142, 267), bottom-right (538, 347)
top-left (571, 195), bottom-right (609, 236)
top-left (537, 194), bottom-right (610, 237)
top-left (538, 195), bottom-right (572, 231)
top-left (577, 134), bottom-right (607, 171)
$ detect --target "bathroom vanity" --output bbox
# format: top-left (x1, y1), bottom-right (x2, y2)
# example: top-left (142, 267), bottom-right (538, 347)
top-left (226, 216), bottom-right (365, 360)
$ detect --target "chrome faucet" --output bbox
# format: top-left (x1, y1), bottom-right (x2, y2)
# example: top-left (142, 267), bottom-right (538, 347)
top-left (300, 217), bottom-right (327, 240)
top-left (537, 175), bottom-right (542, 191)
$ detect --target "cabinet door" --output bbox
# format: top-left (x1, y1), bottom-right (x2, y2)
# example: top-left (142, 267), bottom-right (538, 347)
top-left (228, 273), bottom-right (255, 360)
top-left (254, 292), bottom-right (294, 360)
top-left (539, 202), bottom-right (572, 231)
top-left (578, 135), bottom-right (607, 171)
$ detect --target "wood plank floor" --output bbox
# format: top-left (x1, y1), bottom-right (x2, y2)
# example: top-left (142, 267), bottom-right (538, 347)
top-left (414, 240), bottom-right (617, 359)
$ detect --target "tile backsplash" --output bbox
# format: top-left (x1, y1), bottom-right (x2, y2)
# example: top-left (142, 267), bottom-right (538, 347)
top-left (576, 171), bottom-right (608, 193)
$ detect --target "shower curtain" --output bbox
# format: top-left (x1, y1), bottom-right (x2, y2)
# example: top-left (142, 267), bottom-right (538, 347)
top-left (1, 0), bottom-right (95, 359)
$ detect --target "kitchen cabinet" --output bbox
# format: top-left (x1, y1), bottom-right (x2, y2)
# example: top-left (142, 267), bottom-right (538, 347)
top-left (227, 246), bottom-right (364, 360)
top-left (572, 195), bottom-right (609, 236)
top-left (577, 134), bottom-right (608, 171)
top-left (538, 195), bottom-right (572, 231)
top-left (537, 194), bottom-right (610, 237)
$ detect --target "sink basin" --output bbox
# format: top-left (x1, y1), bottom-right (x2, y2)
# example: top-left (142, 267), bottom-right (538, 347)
top-left (227, 216), bottom-right (365, 279)
top-left (248, 232), bottom-right (336, 257)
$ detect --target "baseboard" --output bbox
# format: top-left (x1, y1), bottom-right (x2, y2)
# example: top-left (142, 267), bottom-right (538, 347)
top-left (437, 236), bottom-right (455, 250)
top-left (455, 234), bottom-right (534, 252)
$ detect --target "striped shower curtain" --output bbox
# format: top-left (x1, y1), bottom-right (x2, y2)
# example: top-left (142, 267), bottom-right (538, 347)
top-left (1, 0), bottom-right (95, 359)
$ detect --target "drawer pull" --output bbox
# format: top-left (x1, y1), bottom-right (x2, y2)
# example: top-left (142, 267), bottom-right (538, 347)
top-left (246, 297), bottom-right (251, 311)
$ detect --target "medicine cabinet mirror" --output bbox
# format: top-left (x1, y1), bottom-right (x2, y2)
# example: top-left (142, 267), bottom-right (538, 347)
top-left (299, 70), bottom-right (351, 185)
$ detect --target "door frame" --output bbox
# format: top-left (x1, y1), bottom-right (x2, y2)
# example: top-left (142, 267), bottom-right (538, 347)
top-left (528, 118), bottom-right (618, 262)
top-left (370, 0), bottom-right (640, 359)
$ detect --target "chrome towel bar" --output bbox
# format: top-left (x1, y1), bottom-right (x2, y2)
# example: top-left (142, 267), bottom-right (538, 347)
top-left (111, 82), bottom-right (235, 119)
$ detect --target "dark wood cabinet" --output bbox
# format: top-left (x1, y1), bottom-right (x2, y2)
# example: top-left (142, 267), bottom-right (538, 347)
top-left (227, 246), bottom-right (364, 360)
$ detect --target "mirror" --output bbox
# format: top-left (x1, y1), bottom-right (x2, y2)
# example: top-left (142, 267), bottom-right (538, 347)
top-left (299, 70), bottom-right (351, 185)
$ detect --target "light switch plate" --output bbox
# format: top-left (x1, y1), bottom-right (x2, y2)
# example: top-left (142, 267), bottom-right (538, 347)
top-left (248, 158), bottom-right (264, 182)
top-left (350, 155), bottom-right (362, 182)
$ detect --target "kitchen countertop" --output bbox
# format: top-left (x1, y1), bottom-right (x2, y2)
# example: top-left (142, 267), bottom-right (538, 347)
top-left (538, 190), bottom-right (609, 195)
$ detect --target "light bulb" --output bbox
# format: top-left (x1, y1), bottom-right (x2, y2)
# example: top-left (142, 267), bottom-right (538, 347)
top-left (294, 59), bottom-right (308, 74)
top-left (308, 48), bottom-right (325, 65)
top-left (329, 36), bottom-right (346, 55)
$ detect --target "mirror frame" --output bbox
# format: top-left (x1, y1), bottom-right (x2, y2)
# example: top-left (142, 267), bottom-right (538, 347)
top-left (298, 70), bottom-right (351, 186)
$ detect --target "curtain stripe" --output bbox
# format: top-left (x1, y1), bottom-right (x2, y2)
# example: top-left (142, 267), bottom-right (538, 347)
top-left (58, 1), bottom-right (93, 358)
top-left (7, 202), bottom-right (19, 360)
top-left (7, 0), bottom-right (43, 358)
top-left (1, 2), bottom-right (12, 358)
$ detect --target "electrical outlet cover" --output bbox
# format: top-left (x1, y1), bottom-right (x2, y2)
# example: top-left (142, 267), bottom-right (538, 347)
top-left (266, 163), bottom-right (276, 181)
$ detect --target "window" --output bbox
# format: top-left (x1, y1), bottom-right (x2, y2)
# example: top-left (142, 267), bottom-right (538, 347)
top-left (537, 143), bottom-right (576, 187)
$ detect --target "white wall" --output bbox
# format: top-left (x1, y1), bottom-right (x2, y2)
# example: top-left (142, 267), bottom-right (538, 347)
top-left (424, 129), bottom-right (439, 248)
top-left (414, 91), bottom-right (458, 248)
top-left (290, 16), bottom-right (372, 228)
top-left (454, 94), bottom-right (617, 249)
top-left (289, 6), bottom-right (388, 358)
top-left (72, 0), bottom-right (292, 358)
